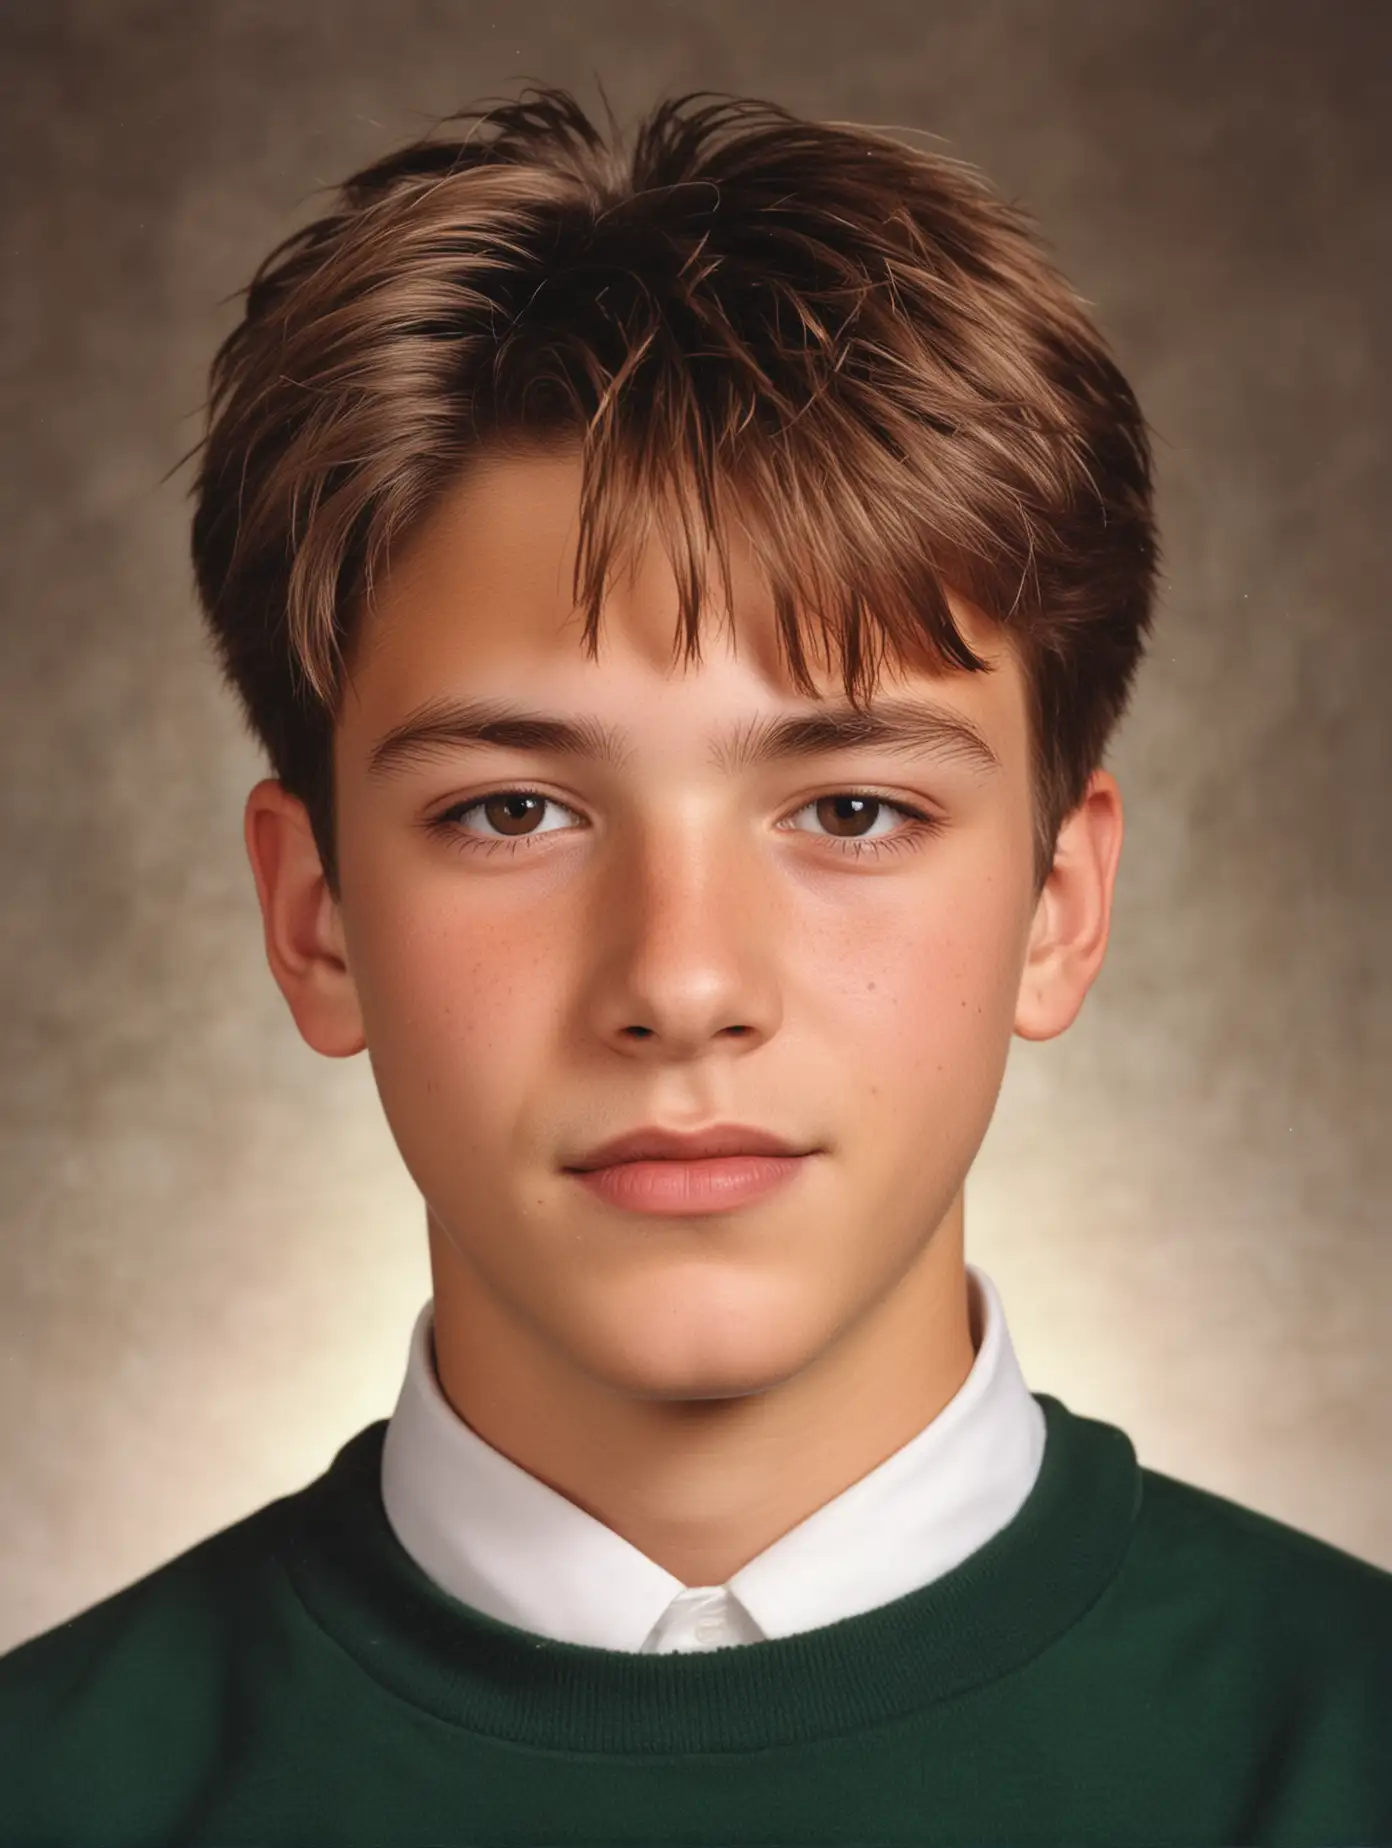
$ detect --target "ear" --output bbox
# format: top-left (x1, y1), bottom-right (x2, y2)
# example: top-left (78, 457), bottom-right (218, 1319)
top-left (242, 779), bottom-right (366, 1058)
top-left (1013, 769), bottom-right (1124, 1042)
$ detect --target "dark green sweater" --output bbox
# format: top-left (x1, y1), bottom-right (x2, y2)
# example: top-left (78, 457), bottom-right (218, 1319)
top-left (2, 1392), bottom-right (1389, 1847)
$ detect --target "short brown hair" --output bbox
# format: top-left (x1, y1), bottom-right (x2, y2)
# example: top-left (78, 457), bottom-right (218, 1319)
top-left (188, 86), bottom-right (1157, 903)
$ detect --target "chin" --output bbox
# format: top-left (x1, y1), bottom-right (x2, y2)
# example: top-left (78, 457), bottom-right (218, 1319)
top-left (577, 1301), bottom-right (823, 1405)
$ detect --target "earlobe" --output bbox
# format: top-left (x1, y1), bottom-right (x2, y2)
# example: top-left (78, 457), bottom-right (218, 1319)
top-left (242, 779), bottom-right (366, 1059)
top-left (1013, 771), bottom-right (1124, 1044)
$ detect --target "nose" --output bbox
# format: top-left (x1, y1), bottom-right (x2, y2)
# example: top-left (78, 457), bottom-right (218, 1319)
top-left (589, 834), bottom-right (782, 1058)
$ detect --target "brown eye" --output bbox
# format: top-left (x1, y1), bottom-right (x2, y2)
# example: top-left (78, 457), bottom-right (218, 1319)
top-left (781, 792), bottom-right (943, 861)
top-left (430, 790), bottom-right (580, 851)
top-left (813, 795), bottom-right (886, 838)
top-left (479, 792), bottom-right (549, 836)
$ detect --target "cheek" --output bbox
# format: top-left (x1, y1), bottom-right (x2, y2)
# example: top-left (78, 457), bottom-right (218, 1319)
top-left (344, 885), bottom-right (560, 1146)
top-left (816, 874), bottom-right (1026, 1119)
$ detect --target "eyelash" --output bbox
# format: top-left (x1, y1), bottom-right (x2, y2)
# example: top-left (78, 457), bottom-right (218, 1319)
top-left (425, 788), bottom-right (945, 862)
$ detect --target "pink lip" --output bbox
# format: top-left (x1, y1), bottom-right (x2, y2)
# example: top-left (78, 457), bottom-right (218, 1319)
top-left (568, 1153), bottom-right (812, 1215)
top-left (567, 1121), bottom-right (809, 1171)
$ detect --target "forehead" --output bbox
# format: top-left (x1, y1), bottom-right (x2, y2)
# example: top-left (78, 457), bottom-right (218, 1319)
top-left (339, 449), bottom-right (1030, 774)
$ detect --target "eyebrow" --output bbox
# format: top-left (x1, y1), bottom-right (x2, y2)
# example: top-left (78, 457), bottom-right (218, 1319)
top-left (366, 692), bottom-right (1001, 782)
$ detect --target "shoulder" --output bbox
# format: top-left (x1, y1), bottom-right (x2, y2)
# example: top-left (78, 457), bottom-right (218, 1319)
top-left (0, 1483), bottom-right (297, 1706)
top-left (1137, 1459), bottom-right (1392, 1602)
top-left (0, 1454), bottom-right (337, 1839)
top-left (1124, 1456), bottom-right (1392, 1693)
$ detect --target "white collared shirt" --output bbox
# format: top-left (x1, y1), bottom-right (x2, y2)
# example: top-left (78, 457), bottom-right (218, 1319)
top-left (380, 1262), bottom-right (1046, 1655)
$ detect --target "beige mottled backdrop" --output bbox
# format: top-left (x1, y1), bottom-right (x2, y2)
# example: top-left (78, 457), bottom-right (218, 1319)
top-left (1, 0), bottom-right (1389, 1651)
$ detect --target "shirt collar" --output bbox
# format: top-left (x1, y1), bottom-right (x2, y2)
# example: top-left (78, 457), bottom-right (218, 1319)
top-left (380, 1262), bottom-right (1045, 1653)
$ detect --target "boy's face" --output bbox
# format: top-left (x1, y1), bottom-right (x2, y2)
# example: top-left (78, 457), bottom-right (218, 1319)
top-left (252, 446), bottom-right (1119, 1418)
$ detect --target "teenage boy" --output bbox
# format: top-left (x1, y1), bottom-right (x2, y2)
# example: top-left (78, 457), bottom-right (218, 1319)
top-left (2, 86), bottom-right (1388, 1848)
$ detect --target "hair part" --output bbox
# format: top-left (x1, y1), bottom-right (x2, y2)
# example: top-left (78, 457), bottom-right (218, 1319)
top-left (188, 86), bottom-right (1158, 903)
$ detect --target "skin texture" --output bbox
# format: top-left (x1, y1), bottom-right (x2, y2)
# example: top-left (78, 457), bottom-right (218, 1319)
top-left (244, 447), bottom-right (1123, 1590)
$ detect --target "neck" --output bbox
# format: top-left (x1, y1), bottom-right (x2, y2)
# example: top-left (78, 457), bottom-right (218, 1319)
top-left (427, 1192), bottom-right (976, 1589)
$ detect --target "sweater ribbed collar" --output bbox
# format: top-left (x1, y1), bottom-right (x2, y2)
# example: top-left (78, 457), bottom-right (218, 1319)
top-left (278, 1388), bottom-right (1141, 1753)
